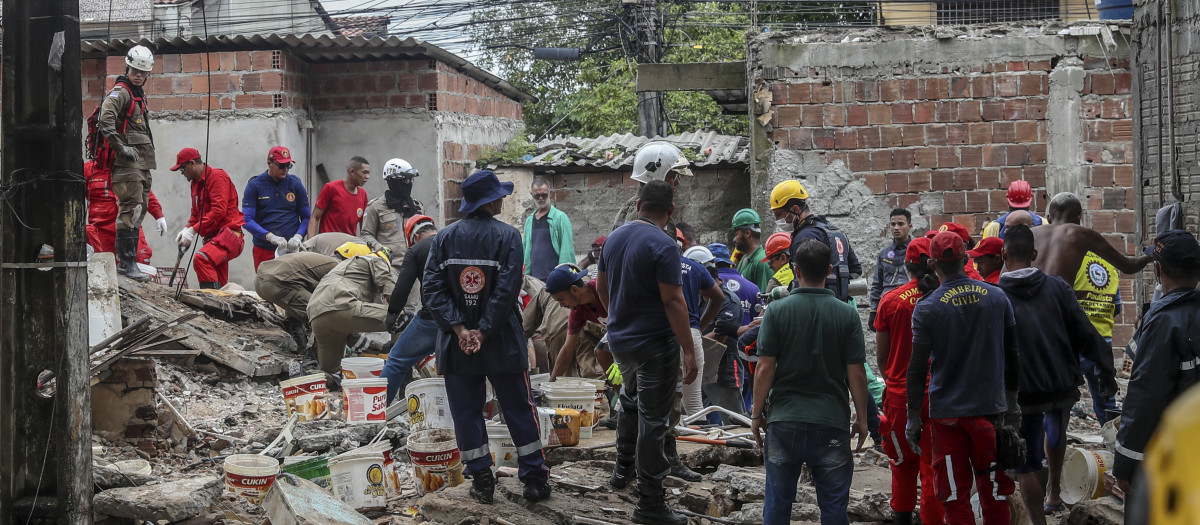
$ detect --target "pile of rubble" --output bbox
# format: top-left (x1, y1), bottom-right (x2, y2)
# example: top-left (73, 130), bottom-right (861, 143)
top-left (86, 254), bottom-right (1125, 524)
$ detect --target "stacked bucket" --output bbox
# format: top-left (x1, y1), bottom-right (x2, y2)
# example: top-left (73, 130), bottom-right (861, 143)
top-left (404, 363), bottom-right (466, 495)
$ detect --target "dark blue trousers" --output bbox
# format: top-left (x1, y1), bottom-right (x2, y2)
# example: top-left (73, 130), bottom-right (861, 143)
top-left (443, 372), bottom-right (549, 483)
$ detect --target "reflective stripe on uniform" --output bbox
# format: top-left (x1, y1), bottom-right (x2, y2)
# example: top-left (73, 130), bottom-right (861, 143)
top-left (515, 440), bottom-right (543, 457)
top-left (943, 454), bottom-right (958, 502)
top-left (1116, 442), bottom-right (1145, 461)
top-left (1180, 356), bottom-right (1200, 371)
top-left (436, 258), bottom-right (500, 270)
top-left (990, 462), bottom-right (1006, 501)
top-left (461, 444), bottom-right (490, 462)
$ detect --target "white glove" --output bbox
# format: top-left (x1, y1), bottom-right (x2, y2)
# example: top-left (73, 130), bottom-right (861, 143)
top-left (155, 217), bottom-right (168, 236)
top-left (175, 227), bottom-right (195, 247)
top-left (287, 234), bottom-right (303, 251)
top-left (266, 233), bottom-right (287, 246)
top-left (119, 145), bottom-right (141, 162)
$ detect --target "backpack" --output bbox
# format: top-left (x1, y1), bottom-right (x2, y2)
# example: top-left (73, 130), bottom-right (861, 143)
top-left (810, 220), bottom-right (854, 302)
top-left (85, 80), bottom-right (145, 169)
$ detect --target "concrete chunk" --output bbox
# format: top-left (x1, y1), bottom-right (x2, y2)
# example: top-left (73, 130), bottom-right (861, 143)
top-left (93, 476), bottom-right (222, 522)
top-left (263, 474), bottom-right (373, 525)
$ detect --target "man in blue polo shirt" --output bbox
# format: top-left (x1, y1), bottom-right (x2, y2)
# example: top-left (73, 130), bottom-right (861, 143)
top-left (243, 146), bottom-right (311, 269)
top-left (709, 243), bottom-right (761, 325)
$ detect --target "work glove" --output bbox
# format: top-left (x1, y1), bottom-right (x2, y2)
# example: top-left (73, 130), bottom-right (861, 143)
top-left (287, 234), bottom-right (303, 251)
top-left (266, 233), bottom-right (287, 247)
top-left (867, 310), bottom-right (877, 332)
top-left (1100, 374), bottom-right (1119, 399)
top-left (905, 416), bottom-right (923, 455)
top-left (386, 310), bottom-right (413, 334)
top-left (174, 227), bottom-right (195, 248)
top-left (119, 145), bottom-right (141, 162)
top-left (606, 363), bottom-right (623, 386)
top-left (155, 217), bottom-right (168, 236)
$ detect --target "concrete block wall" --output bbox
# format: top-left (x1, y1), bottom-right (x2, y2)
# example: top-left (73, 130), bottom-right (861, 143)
top-left (91, 358), bottom-right (158, 453)
top-left (1132, 0), bottom-right (1200, 308)
top-left (750, 24), bottom-right (1139, 346)
top-left (494, 167), bottom-right (751, 258)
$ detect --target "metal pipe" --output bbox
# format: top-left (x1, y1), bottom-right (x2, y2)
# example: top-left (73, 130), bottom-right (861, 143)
top-left (1165, 0), bottom-right (1183, 203)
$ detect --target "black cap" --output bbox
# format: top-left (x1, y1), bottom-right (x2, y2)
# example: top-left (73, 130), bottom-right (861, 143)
top-left (1145, 230), bottom-right (1200, 265)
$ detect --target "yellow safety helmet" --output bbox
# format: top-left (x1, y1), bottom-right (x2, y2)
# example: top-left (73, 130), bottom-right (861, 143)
top-left (335, 242), bottom-right (371, 260)
top-left (769, 180), bottom-right (809, 210)
top-left (1143, 384), bottom-right (1200, 524)
top-left (372, 249), bottom-right (391, 264)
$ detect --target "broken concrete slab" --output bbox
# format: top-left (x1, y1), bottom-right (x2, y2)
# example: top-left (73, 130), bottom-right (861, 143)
top-left (93, 476), bottom-right (222, 522)
top-left (1066, 497), bottom-right (1124, 525)
top-left (292, 420), bottom-right (402, 453)
top-left (88, 252), bottom-right (122, 346)
top-left (93, 463), bottom-right (160, 490)
top-left (119, 279), bottom-right (291, 376)
top-left (729, 501), bottom-right (820, 523)
top-left (263, 474), bottom-right (373, 525)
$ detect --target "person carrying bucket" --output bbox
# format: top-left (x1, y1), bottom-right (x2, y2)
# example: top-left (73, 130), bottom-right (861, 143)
top-left (423, 170), bottom-right (551, 505)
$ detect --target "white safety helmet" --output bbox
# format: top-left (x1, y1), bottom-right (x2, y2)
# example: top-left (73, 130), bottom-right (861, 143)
top-left (631, 142), bottom-right (692, 184)
top-left (382, 158), bottom-right (419, 179)
top-left (683, 245), bottom-right (715, 266)
top-left (125, 45), bottom-right (155, 72)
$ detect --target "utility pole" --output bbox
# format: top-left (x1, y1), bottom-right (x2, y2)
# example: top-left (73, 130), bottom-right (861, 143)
top-left (0, 0), bottom-right (92, 523)
top-left (632, 0), bottom-right (664, 137)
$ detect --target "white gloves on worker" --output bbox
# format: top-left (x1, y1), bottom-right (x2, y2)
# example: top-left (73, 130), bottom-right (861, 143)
top-left (266, 233), bottom-right (287, 246)
top-left (175, 227), bottom-right (195, 247)
top-left (155, 217), bottom-right (168, 236)
top-left (287, 234), bottom-right (303, 251)
top-left (119, 145), bottom-right (141, 162)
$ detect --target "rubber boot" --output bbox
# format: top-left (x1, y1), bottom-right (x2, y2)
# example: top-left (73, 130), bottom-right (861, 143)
top-left (609, 460), bottom-right (635, 489)
top-left (523, 478), bottom-right (551, 502)
top-left (664, 435), bottom-right (701, 482)
top-left (198, 281), bottom-right (219, 289)
top-left (894, 511), bottom-right (914, 525)
top-left (632, 482), bottom-right (687, 525)
top-left (116, 229), bottom-right (151, 282)
top-left (469, 469), bottom-right (495, 504)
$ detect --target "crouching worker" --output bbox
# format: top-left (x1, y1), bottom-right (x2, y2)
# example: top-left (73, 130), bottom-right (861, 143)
top-left (423, 170), bottom-right (551, 504)
top-left (171, 148), bottom-right (244, 289)
top-left (307, 242), bottom-right (393, 375)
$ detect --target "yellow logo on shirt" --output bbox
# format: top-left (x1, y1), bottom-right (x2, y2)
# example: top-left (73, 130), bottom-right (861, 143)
top-left (939, 283), bottom-right (988, 306)
top-left (286, 192), bottom-right (296, 202)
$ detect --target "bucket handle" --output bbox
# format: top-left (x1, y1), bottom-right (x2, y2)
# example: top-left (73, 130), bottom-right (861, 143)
top-left (367, 424), bottom-right (388, 446)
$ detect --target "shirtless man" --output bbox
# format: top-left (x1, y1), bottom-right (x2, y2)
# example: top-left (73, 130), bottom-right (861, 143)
top-left (1005, 210), bottom-right (1036, 230)
top-left (1033, 194), bottom-right (1152, 278)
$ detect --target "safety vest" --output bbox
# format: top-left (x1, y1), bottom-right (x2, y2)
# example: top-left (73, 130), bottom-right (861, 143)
top-left (1073, 251), bottom-right (1119, 338)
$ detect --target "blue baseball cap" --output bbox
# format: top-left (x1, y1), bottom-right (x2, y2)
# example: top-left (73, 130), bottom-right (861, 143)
top-left (459, 169), bottom-right (514, 214)
top-left (1145, 230), bottom-right (1200, 265)
top-left (545, 263), bottom-right (589, 295)
top-left (707, 243), bottom-right (734, 265)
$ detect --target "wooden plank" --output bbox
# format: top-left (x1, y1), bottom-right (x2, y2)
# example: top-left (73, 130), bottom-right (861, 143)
top-left (636, 62), bottom-right (746, 92)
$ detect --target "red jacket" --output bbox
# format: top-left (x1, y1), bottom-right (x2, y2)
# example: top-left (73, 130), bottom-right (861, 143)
top-left (187, 166), bottom-right (244, 239)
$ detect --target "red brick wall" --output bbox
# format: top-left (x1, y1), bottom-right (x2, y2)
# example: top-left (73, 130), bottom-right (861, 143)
top-left (308, 58), bottom-right (521, 120)
top-left (82, 50), bottom-right (306, 116)
top-left (763, 56), bottom-right (1137, 345)
top-left (441, 140), bottom-right (484, 217)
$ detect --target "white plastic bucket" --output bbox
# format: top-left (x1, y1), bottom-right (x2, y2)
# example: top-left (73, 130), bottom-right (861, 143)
top-left (560, 377), bottom-right (607, 423)
top-left (486, 423), bottom-right (519, 469)
top-left (413, 354), bottom-right (438, 379)
top-left (343, 378), bottom-right (389, 423)
top-left (407, 428), bottom-right (465, 495)
top-left (529, 373), bottom-right (550, 392)
top-left (328, 450), bottom-right (387, 510)
top-left (405, 378), bottom-right (454, 432)
top-left (115, 459), bottom-right (151, 476)
top-left (346, 441), bottom-right (397, 496)
top-left (1062, 448), bottom-right (1114, 504)
top-left (280, 373), bottom-right (329, 421)
top-left (543, 383), bottom-right (596, 439)
top-left (539, 407), bottom-right (581, 447)
top-left (223, 454), bottom-right (280, 505)
top-left (342, 356), bottom-right (385, 379)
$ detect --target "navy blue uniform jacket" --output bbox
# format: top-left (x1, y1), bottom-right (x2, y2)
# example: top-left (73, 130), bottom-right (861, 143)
top-left (423, 213), bottom-right (527, 375)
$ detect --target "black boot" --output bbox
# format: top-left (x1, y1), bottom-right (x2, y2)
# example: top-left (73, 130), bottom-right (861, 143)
top-left (664, 436), bottom-right (701, 482)
top-left (469, 469), bottom-right (495, 504)
top-left (609, 461), bottom-right (635, 489)
top-left (523, 478), bottom-right (551, 502)
top-left (894, 511), bottom-right (914, 525)
top-left (632, 483), bottom-right (687, 525)
top-left (198, 281), bottom-right (219, 289)
top-left (115, 229), bottom-right (150, 282)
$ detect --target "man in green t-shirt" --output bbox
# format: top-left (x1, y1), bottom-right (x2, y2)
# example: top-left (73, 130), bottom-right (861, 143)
top-left (750, 239), bottom-right (870, 525)
top-left (731, 208), bottom-right (773, 291)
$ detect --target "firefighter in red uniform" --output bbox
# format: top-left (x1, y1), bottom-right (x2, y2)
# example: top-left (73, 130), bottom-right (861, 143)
top-left (86, 159), bottom-right (168, 263)
top-left (170, 148), bottom-right (245, 289)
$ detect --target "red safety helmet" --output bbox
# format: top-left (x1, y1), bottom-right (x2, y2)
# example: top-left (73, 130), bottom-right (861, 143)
top-left (404, 214), bottom-right (435, 247)
top-left (761, 232), bottom-right (792, 262)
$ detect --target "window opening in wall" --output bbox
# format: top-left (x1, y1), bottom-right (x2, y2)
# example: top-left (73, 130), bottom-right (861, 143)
top-left (936, 0), bottom-right (1060, 24)
top-left (427, 93), bottom-right (438, 111)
